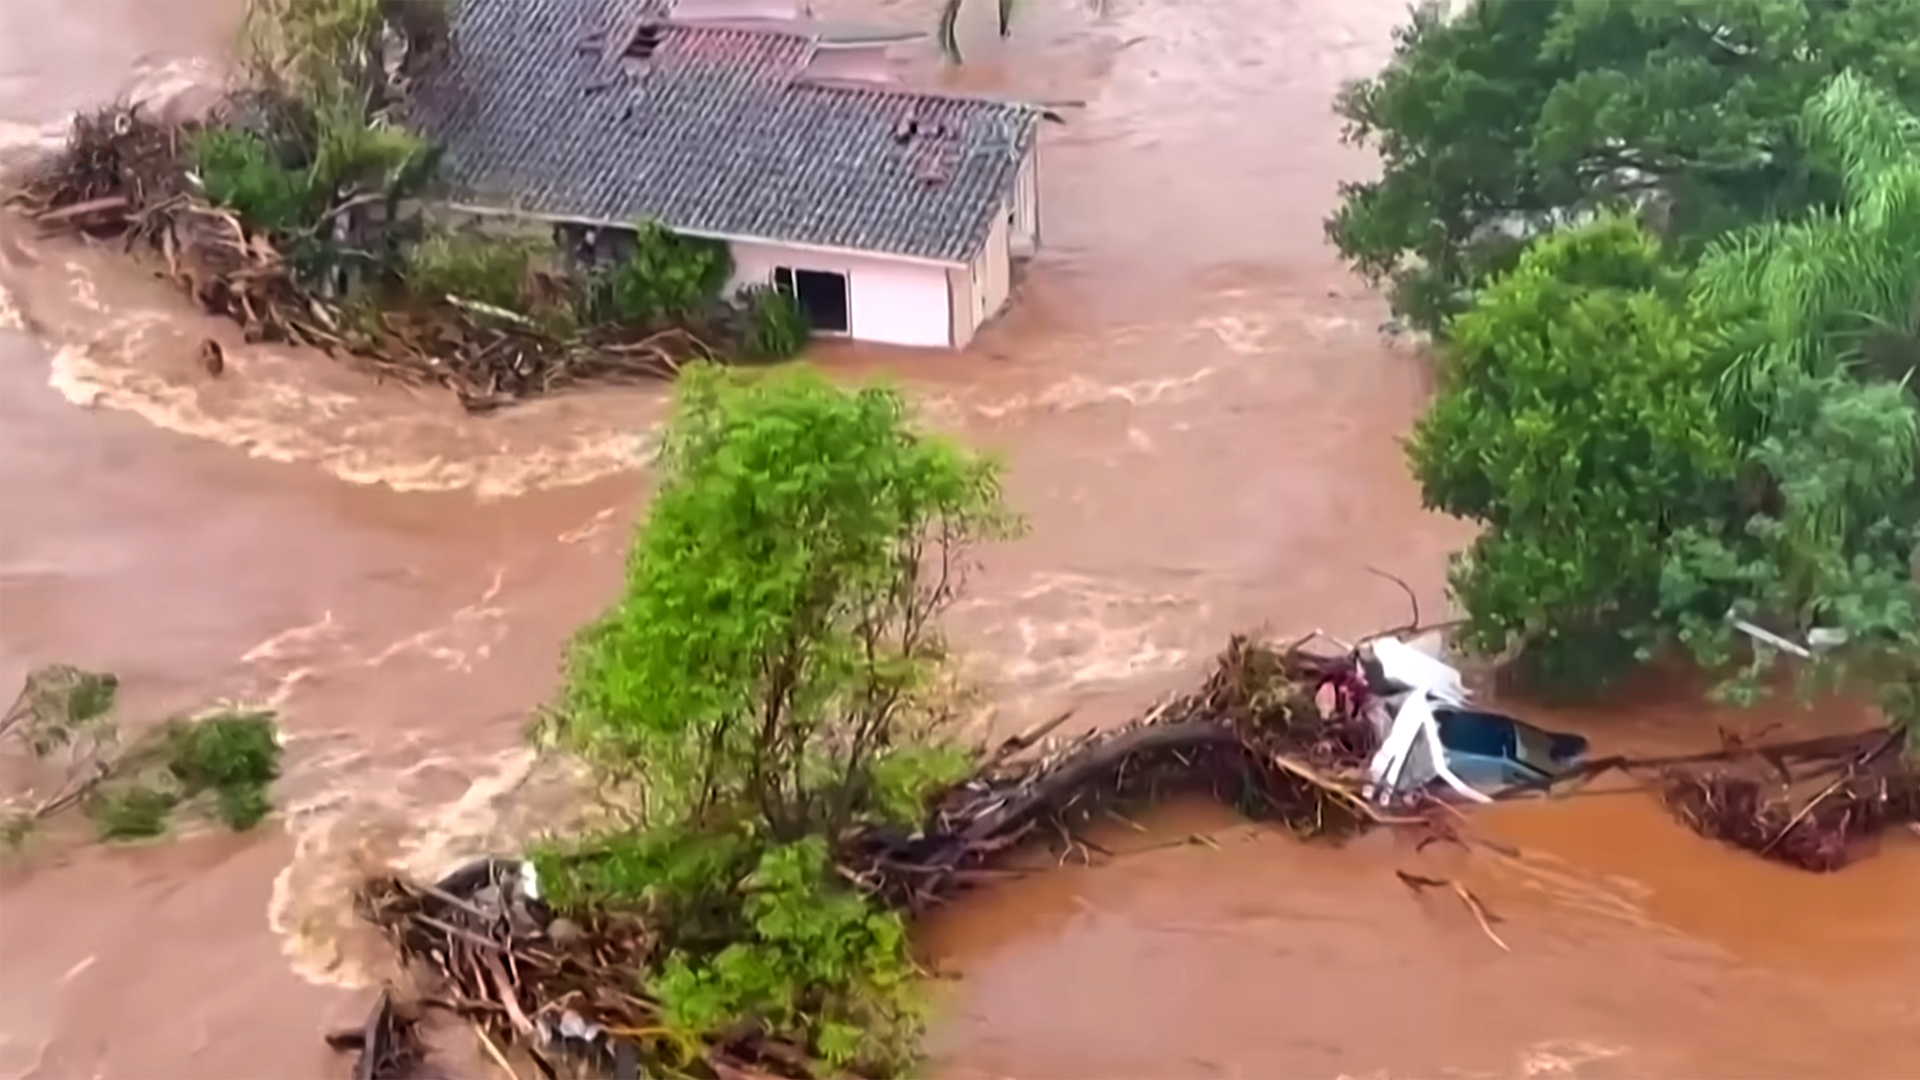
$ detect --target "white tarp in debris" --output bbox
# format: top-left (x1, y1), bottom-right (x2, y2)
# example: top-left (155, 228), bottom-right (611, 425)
top-left (1364, 638), bottom-right (1490, 805)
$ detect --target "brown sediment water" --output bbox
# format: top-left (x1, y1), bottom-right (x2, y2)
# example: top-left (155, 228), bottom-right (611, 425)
top-left (0, 0), bottom-right (1916, 1077)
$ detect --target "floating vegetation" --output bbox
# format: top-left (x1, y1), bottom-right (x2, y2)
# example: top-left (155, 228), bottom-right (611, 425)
top-left (0, 665), bottom-right (283, 848)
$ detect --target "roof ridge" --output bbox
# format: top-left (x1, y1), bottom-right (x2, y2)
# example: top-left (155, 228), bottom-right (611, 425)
top-left (792, 75), bottom-right (1043, 112)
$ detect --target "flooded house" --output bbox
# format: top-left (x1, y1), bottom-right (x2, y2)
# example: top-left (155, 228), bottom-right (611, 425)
top-left (407, 0), bottom-right (1045, 348)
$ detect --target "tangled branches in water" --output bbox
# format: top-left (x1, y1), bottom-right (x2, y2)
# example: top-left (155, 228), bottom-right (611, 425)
top-left (6, 105), bottom-right (792, 412)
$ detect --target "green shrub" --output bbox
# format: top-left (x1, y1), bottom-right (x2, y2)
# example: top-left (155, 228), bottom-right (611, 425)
top-left (652, 838), bottom-right (921, 1075)
top-left (403, 229), bottom-right (552, 311)
top-left (82, 711), bottom-right (286, 838)
top-left (560, 365), bottom-right (1015, 835)
top-left (192, 127), bottom-right (314, 232)
top-left (164, 711), bottom-right (282, 793)
top-left (737, 284), bottom-right (810, 361)
top-left (866, 744), bottom-right (971, 827)
top-left (536, 830), bottom-right (922, 1075)
top-left (87, 783), bottom-right (178, 841)
top-left (579, 221), bottom-right (732, 326)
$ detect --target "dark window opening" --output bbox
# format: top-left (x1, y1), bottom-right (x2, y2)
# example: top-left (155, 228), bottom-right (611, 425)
top-left (626, 21), bottom-right (665, 60)
top-left (773, 267), bottom-right (850, 335)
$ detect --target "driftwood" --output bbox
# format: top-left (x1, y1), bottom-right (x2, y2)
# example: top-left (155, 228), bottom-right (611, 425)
top-left (1659, 728), bottom-right (1919, 872)
top-left (331, 626), bottom-right (1920, 1078)
top-left (340, 635), bottom-right (1390, 1080)
top-left (843, 637), bottom-right (1380, 911)
top-left (5, 106), bottom-right (713, 412)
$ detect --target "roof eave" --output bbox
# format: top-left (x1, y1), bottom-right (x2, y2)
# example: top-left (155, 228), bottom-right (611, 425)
top-left (438, 200), bottom-right (970, 267)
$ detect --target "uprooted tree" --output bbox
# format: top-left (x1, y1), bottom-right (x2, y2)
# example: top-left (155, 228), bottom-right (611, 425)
top-left (0, 665), bottom-right (283, 849)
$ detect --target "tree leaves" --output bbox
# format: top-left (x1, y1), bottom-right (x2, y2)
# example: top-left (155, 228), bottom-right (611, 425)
top-left (1410, 215), bottom-right (1739, 692)
top-left (1328, 0), bottom-right (1920, 334)
top-left (560, 363), bottom-right (1018, 834)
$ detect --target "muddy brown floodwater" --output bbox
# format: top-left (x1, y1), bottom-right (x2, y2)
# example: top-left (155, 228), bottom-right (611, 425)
top-left (1, 0), bottom-right (1917, 1077)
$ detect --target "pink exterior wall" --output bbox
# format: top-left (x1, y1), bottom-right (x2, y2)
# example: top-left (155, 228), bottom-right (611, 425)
top-left (802, 45), bottom-right (895, 83)
top-left (671, 0), bottom-right (811, 19)
top-left (728, 241), bottom-right (955, 348)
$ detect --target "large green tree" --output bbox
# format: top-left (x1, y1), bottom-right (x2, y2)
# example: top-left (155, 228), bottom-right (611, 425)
top-left (561, 363), bottom-right (1015, 838)
top-left (1665, 71), bottom-right (1920, 720)
top-left (1408, 68), bottom-right (1920, 724)
top-left (1328, 0), bottom-right (1920, 334)
top-left (1408, 214), bottom-right (1741, 692)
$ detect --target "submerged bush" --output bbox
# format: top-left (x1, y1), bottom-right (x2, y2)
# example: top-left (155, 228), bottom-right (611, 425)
top-left (579, 221), bottom-right (733, 326)
top-left (533, 829), bottom-right (924, 1075)
top-left (163, 711), bottom-right (283, 830)
top-left (403, 229), bottom-right (553, 312)
top-left (72, 709), bottom-right (284, 840)
top-left (736, 283), bottom-right (811, 361)
top-left (88, 784), bottom-right (178, 841)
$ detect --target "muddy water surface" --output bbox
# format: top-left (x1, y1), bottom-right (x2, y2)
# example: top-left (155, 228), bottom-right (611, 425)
top-left (2, 1), bottom-right (1917, 1077)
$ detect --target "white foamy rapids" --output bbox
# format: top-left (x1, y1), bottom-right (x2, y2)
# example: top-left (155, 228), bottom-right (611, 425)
top-left (236, 593), bottom-right (597, 989)
top-left (0, 282), bottom-right (24, 332)
top-left (957, 571), bottom-right (1203, 704)
top-left (114, 56), bottom-right (229, 126)
top-left (0, 58), bottom-right (224, 168)
top-left (265, 744), bottom-right (595, 989)
top-left (0, 118), bottom-right (68, 170)
top-left (45, 307), bottom-right (659, 497)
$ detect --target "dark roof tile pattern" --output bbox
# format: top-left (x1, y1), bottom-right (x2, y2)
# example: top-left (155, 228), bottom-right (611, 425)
top-left (410, 0), bottom-right (1042, 264)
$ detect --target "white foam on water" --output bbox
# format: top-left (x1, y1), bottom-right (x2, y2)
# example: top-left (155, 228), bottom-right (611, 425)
top-left (234, 589), bottom-right (596, 990)
top-left (959, 572), bottom-right (1202, 699)
top-left (44, 313), bottom-right (658, 497)
top-left (265, 745), bottom-right (558, 989)
top-left (0, 282), bottom-right (23, 332)
top-left (968, 367), bottom-right (1217, 421)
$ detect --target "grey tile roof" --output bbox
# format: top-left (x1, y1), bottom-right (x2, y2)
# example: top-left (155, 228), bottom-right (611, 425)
top-left (408, 0), bottom-right (1043, 264)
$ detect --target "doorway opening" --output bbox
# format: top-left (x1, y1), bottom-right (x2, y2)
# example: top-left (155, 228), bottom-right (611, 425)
top-left (773, 266), bottom-right (850, 335)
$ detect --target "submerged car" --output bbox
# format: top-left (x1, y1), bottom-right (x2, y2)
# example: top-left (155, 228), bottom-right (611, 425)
top-left (1432, 707), bottom-right (1590, 792)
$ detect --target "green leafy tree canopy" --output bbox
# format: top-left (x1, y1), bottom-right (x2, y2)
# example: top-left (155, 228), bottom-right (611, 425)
top-left (1329, 0), bottom-right (1920, 333)
top-left (1409, 213), bottom-right (1740, 692)
top-left (560, 363), bottom-right (1018, 838)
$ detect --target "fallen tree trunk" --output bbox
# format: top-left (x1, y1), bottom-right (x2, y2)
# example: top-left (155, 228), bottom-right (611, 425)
top-left (343, 634), bottom-right (1385, 1080)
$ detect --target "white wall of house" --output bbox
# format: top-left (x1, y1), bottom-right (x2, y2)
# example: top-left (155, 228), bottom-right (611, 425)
top-left (947, 264), bottom-right (976, 349)
top-left (971, 210), bottom-right (1012, 326)
top-left (728, 240), bottom-right (956, 348)
top-left (1011, 147), bottom-right (1040, 256)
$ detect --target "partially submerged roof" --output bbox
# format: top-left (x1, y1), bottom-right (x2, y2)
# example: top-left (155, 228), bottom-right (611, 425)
top-left (409, 0), bottom-right (1043, 265)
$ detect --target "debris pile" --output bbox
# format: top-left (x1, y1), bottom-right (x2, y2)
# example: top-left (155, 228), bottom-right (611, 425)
top-left (1659, 729), bottom-right (1919, 872)
top-left (6, 107), bottom-right (716, 412)
top-left (842, 634), bottom-right (1385, 911)
top-left (342, 634), bottom-right (1394, 1080)
top-left (333, 628), bottom-right (1920, 1078)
